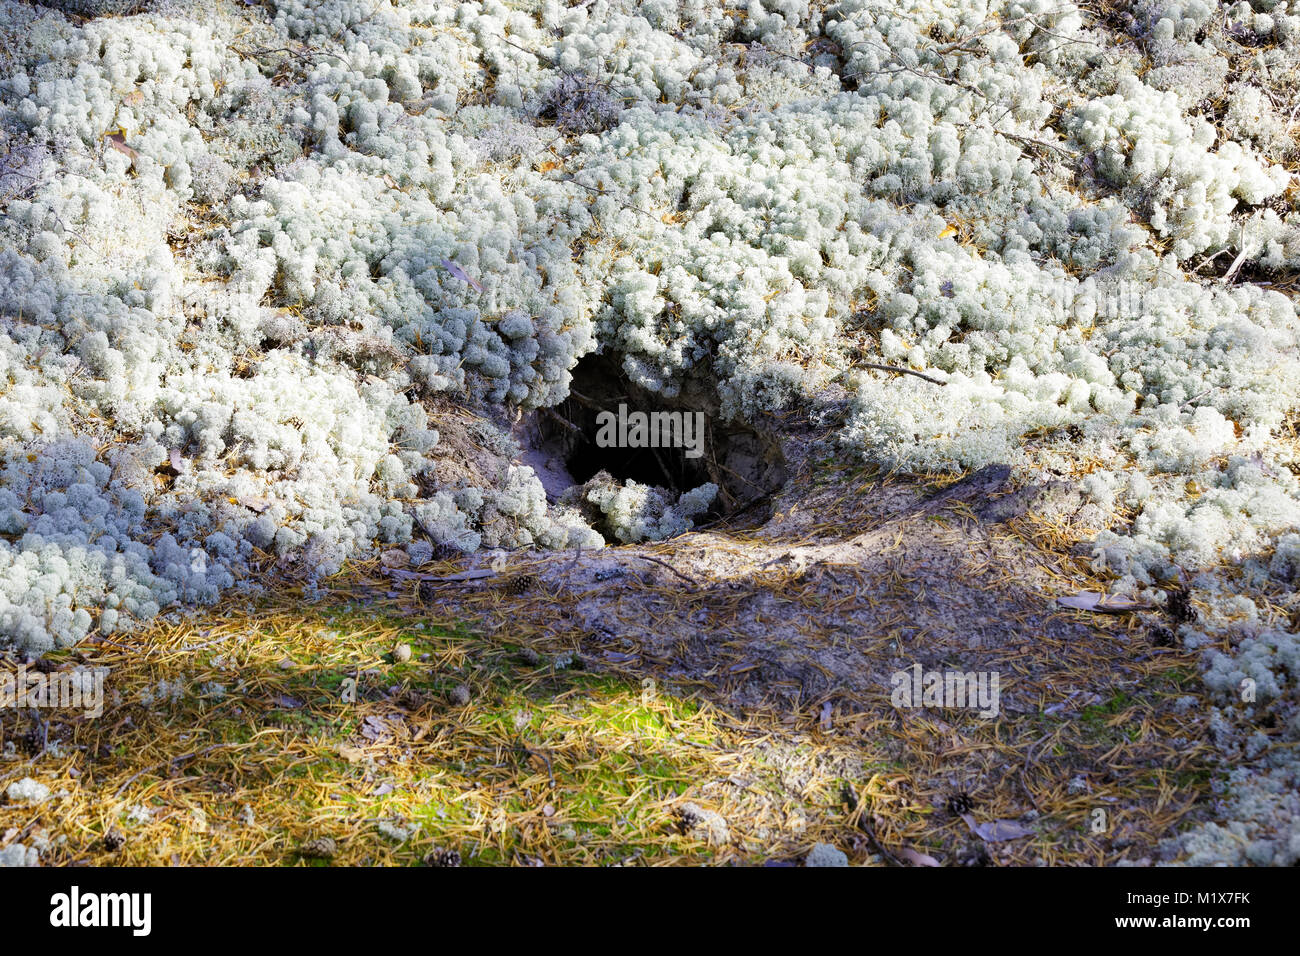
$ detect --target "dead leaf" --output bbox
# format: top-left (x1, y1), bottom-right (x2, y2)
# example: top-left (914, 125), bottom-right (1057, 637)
top-left (439, 258), bottom-right (484, 293)
top-left (237, 496), bottom-right (272, 513)
top-left (898, 846), bottom-right (941, 866)
top-left (122, 90), bottom-right (145, 107)
top-left (1057, 591), bottom-right (1149, 613)
top-left (380, 549), bottom-right (410, 569)
top-left (360, 715), bottom-right (391, 741)
top-left (819, 700), bottom-right (833, 731)
top-left (105, 132), bottom-right (138, 163)
top-left (272, 693), bottom-right (303, 709)
top-left (169, 449), bottom-right (183, 472)
top-left (337, 744), bottom-right (366, 763)
top-left (962, 813), bottom-right (1035, 842)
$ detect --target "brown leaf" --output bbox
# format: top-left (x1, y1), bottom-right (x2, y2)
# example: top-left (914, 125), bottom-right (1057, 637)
top-left (961, 813), bottom-right (1035, 842)
top-left (439, 257), bottom-right (484, 293)
top-left (360, 715), bottom-right (391, 741)
top-left (106, 132), bottom-right (138, 163)
top-left (1057, 591), bottom-right (1148, 613)
top-left (898, 846), bottom-right (941, 866)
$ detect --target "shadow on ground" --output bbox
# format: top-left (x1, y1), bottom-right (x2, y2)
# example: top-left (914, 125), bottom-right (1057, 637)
top-left (0, 465), bottom-right (1218, 866)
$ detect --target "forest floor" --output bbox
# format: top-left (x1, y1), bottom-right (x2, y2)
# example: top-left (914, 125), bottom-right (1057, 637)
top-left (0, 428), bottom-right (1220, 866)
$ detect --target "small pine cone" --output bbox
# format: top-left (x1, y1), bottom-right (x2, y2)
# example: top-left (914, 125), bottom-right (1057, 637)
top-left (424, 847), bottom-right (461, 867)
top-left (503, 574), bottom-right (536, 595)
top-left (103, 827), bottom-right (127, 852)
top-left (299, 837), bottom-right (338, 860)
top-left (20, 724), bottom-right (43, 756)
top-left (946, 791), bottom-right (975, 816)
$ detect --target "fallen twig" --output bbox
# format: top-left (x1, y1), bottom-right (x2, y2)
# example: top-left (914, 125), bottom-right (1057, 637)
top-left (628, 554), bottom-right (700, 588)
top-left (859, 362), bottom-right (947, 385)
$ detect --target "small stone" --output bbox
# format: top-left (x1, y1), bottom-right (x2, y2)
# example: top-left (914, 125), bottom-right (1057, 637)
top-left (393, 643), bottom-right (412, 663)
top-left (518, 647), bottom-right (541, 665)
top-left (448, 684), bottom-right (471, 706)
top-left (278, 657), bottom-right (294, 670)
top-left (805, 842), bottom-right (849, 867)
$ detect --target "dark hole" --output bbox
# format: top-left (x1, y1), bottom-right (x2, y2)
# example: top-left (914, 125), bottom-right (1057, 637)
top-left (535, 353), bottom-right (788, 518)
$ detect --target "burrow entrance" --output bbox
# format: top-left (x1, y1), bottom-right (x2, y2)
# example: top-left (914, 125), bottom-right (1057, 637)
top-left (533, 353), bottom-right (788, 518)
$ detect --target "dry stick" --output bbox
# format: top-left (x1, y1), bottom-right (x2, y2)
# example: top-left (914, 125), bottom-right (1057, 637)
top-left (858, 362), bottom-right (947, 385)
top-left (1020, 731), bottom-right (1056, 812)
top-left (842, 62), bottom-right (987, 98)
top-left (515, 739), bottom-right (555, 787)
top-left (932, 6), bottom-right (1079, 55)
top-left (171, 630), bottom-right (243, 655)
top-left (114, 743), bottom-right (235, 797)
top-left (541, 405), bottom-right (582, 434)
top-left (1019, 14), bottom-right (1121, 66)
top-left (86, 634), bottom-right (134, 652)
top-left (1221, 224), bottom-right (1251, 285)
top-left (497, 31), bottom-right (553, 64)
top-left (231, 44), bottom-right (352, 71)
top-left (954, 121), bottom-right (1076, 159)
top-left (994, 128), bottom-right (1077, 159)
top-left (694, 491), bottom-right (776, 529)
top-left (842, 782), bottom-right (905, 866)
top-left (629, 554), bottom-right (700, 588)
top-left (567, 177), bottom-right (659, 220)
